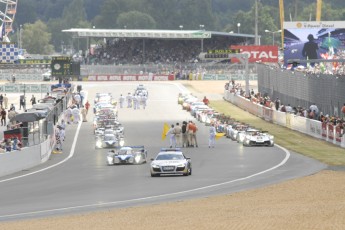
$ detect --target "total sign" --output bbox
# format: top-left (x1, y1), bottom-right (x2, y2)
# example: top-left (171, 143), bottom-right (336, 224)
top-left (230, 45), bottom-right (278, 63)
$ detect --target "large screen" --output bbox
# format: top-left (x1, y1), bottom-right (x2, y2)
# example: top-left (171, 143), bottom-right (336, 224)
top-left (283, 21), bottom-right (345, 69)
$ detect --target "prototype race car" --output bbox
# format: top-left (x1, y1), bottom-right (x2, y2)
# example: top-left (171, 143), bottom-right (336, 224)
top-left (150, 148), bottom-right (192, 177)
top-left (243, 131), bottom-right (274, 147)
top-left (106, 146), bottom-right (147, 165)
top-left (95, 133), bottom-right (125, 149)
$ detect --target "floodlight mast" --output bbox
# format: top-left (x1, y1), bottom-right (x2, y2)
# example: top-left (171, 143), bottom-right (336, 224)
top-left (198, 52), bottom-right (250, 97)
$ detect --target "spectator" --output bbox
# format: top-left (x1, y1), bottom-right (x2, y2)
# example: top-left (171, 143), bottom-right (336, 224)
top-left (181, 121), bottom-right (188, 147)
top-left (19, 95), bottom-right (26, 110)
top-left (10, 104), bottom-right (15, 111)
top-left (341, 103), bottom-right (345, 118)
top-left (174, 122), bottom-right (182, 147)
top-left (209, 123), bottom-right (216, 148)
top-left (1, 108), bottom-right (6, 126)
top-left (30, 95), bottom-right (36, 105)
top-left (202, 96), bottom-right (209, 106)
top-left (166, 124), bottom-right (176, 148)
top-left (3, 94), bottom-right (8, 109)
top-left (275, 98), bottom-right (280, 111)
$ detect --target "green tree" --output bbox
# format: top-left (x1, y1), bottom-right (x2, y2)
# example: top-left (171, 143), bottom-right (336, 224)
top-left (116, 11), bottom-right (156, 29)
top-left (21, 20), bottom-right (54, 54)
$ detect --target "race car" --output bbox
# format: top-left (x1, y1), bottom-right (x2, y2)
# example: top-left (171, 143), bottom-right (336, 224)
top-left (95, 133), bottom-right (125, 149)
top-left (243, 131), bottom-right (274, 147)
top-left (150, 148), bottom-right (192, 177)
top-left (134, 84), bottom-right (148, 96)
top-left (236, 128), bottom-right (257, 143)
top-left (106, 146), bottom-right (147, 165)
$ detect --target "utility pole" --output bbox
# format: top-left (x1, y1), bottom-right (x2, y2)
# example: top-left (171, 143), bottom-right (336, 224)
top-left (255, 0), bottom-right (259, 45)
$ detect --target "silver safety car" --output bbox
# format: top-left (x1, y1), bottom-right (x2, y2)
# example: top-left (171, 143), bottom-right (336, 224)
top-left (150, 148), bottom-right (192, 177)
top-left (106, 146), bottom-right (147, 165)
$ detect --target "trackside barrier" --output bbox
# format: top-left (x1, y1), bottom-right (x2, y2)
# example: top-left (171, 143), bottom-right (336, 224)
top-left (87, 74), bottom-right (175, 81)
top-left (224, 90), bottom-right (345, 148)
top-left (0, 86), bottom-right (75, 178)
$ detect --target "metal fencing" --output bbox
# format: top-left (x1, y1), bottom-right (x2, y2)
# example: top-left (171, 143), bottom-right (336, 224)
top-left (81, 62), bottom-right (257, 76)
top-left (257, 64), bottom-right (345, 117)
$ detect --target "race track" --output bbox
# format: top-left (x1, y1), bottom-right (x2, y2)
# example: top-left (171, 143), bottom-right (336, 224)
top-left (0, 82), bottom-right (326, 221)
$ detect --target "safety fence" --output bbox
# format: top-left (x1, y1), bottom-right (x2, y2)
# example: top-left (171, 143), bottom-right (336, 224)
top-left (224, 90), bottom-right (345, 148)
top-left (257, 64), bottom-right (345, 117)
top-left (0, 83), bottom-right (51, 93)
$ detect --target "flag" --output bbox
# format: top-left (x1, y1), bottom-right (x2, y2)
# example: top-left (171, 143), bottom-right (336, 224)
top-left (162, 123), bottom-right (170, 140)
top-left (215, 132), bottom-right (225, 140)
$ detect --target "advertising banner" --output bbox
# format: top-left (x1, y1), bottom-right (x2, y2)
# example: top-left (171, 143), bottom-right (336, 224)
top-left (328, 124), bottom-right (334, 140)
top-left (335, 126), bottom-right (342, 143)
top-left (230, 45), bottom-right (279, 63)
top-left (87, 75), bottom-right (172, 81)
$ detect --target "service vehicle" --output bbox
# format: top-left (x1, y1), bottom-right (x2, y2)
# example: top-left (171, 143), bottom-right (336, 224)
top-left (150, 148), bottom-right (192, 177)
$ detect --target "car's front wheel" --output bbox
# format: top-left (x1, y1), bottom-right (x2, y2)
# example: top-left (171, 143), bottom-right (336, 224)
top-left (151, 173), bottom-right (160, 177)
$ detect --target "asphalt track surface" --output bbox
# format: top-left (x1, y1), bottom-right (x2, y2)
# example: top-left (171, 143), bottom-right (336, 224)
top-left (0, 81), bottom-right (326, 221)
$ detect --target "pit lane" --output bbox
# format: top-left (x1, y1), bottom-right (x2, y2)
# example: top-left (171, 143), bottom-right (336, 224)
top-left (0, 81), bottom-right (326, 221)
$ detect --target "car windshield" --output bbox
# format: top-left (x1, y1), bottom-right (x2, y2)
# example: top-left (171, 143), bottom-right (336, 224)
top-left (155, 153), bottom-right (184, 160)
top-left (118, 149), bottom-right (132, 155)
top-left (104, 135), bottom-right (115, 141)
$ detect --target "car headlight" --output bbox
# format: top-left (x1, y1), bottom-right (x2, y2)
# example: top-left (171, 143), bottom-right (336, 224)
top-left (96, 141), bottom-right (102, 148)
top-left (239, 135), bottom-right (245, 142)
top-left (270, 136), bottom-right (274, 140)
top-left (151, 164), bottom-right (160, 168)
top-left (134, 155), bottom-right (141, 163)
top-left (107, 156), bottom-right (113, 162)
top-left (119, 139), bottom-right (125, 146)
top-left (177, 164), bottom-right (186, 167)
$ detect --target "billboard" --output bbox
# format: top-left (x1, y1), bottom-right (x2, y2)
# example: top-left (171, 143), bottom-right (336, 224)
top-left (230, 45), bottom-right (279, 63)
top-left (283, 21), bottom-right (345, 68)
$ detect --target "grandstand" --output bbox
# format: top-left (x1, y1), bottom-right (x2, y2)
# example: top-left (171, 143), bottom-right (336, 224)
top-left (63, 29), bottom-right (256, 65)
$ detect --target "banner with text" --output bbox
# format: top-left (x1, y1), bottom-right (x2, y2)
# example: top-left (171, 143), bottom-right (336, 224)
top-left (230, 45), bottom-right (279, 63)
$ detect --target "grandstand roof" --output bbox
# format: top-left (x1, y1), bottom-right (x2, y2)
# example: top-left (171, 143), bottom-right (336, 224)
top-left (62, 28), bottom-right (255, 40)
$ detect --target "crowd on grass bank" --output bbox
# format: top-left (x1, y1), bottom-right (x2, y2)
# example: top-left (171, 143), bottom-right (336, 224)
top-left (225, 80), bottom-right (345, 132)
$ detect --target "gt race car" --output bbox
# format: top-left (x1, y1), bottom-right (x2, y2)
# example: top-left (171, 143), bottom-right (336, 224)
top-left (106, 146), bottom-right (147, 165)
top-left (150, 148), bottom-right (192, 177)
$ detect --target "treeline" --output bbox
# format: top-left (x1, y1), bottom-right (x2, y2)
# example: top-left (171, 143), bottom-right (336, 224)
top-left (8, 0), bottom-right (345, 54)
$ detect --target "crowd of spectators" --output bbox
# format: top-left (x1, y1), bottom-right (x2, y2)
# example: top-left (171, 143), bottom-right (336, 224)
top-left (286, 50), bottom-right (345, 76)
top-left (225, 80), bottom-right (345, 132)
top-left (85, 36), bottom-right (239, 65)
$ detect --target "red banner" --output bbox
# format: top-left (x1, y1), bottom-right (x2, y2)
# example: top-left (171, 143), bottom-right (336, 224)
top-left (230, 45), bottom-right (279, 63)
top-left (321, 123), bottom-right (327, 139)
top-left (87, 74), bottom-right (174, 81)
top-left (335, 126), bottom-right (342, 143)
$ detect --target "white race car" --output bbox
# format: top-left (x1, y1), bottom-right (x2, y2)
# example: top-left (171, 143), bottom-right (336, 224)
top-left (243, 131), bottom-right (274, 147)
top-left (95, 133), bottom-right (125, 149)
